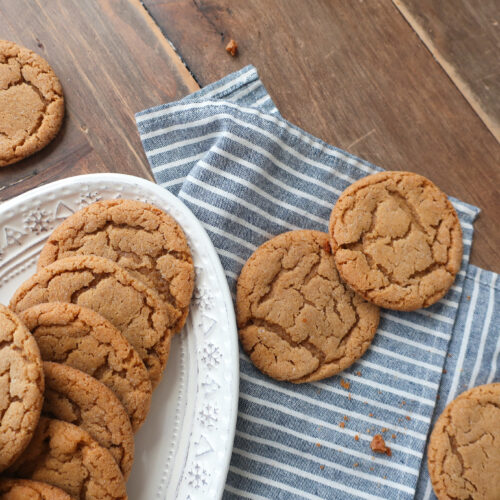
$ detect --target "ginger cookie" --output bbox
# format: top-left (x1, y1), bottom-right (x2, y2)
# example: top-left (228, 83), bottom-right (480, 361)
top-left (0, 40), bottom-right (64, 167)
top-left (428, 383), bottom-right (500, 500)
top-left (42, 362), bottom-right (134, 479)
top-left (38, 199), bottom-right (195, 334)
top-left (0, 479), bottom-right (71, 500)
top-left (0, 304), bottom-right (44, 472)
top-left (329, 171), bottom-right (463, 310)
top-left (236, 230), bottom-right (379, 382)
top-left (19, 303), bottom-right (152, 431)
top-left (10, 255), bottom-right (171, 388)
top-left (7, 417), bottom-right (127, 500)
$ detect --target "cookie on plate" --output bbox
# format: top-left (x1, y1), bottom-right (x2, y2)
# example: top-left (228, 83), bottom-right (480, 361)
top-left (0, 478), bottom-right (71, 500)
top-left (237, 230), bottom-right (380, 382)
top-left (10, 255), bottom-right (171, 388)
top-left (19, 302), bottom-right (152, 431)
top-left (428, 383), bottom-right (500, 500)
top-left (0, 40), bottom-right (64, 167)
top-left (7, 417), bottom-right (127, 500)
top-left (38, 199), bottom-right (195, 334)
top-left (0, 304), bottom-right (44, 472)
top-left (329, 171), bottom-right (463, 310)
top-left (42, 362), bottom-right (134, 479)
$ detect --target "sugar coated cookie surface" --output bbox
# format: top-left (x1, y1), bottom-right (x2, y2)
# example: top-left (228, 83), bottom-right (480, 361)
top-left (237, 230), bottom-right (379, 382)
top-left (0, 304), bottom-right (44, 472)
top-left (38, 199), bottom-right (194, 334)
top-left (0, 40), bottom-right (64, 167)
top-left (7, 417), bottom-right (127, 500)
top-left (428, 383), bottom-right (500, 500)
top-left (42, 362), bottom-right (134, 479)
top-left (0, 478), bottom-right (71, 500)
top-left (20, 303), bottom-right (152, 431)
top-left (10, 255), bottom-right (171, 388)
top-left (329, 171), bottom-right (463, 310)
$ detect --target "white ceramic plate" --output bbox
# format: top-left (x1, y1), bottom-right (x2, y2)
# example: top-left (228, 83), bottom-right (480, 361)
top-left (0, 173), bottom-right (239, 500)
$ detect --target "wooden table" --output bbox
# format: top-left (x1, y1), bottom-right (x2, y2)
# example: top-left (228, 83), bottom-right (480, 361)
top-left (1, 0), bottom-right (499, 271)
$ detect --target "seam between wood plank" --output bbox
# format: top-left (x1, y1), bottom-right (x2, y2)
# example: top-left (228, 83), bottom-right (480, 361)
top-left (392, 0), bottom-right (500, 143)
top-left (130, 0), bottom-right (201, 93)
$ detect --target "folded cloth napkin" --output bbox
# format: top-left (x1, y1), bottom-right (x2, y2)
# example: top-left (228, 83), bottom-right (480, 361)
top-left (136, 66), bottom-right (499, 500)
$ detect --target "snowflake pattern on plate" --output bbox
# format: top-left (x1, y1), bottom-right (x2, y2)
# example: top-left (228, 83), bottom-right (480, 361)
top-left (198, 403), bottom-right (219, 429)
top-left (78, 189), bottom-right (102, 208)
top-left (23, 207), bottom-right (51, 234)
top-left (201, 343), bottom-right (222, 369)
top-left (186, 463), bottom-right (209, 490)
top-left (193, 285), bottom-right (215, 312)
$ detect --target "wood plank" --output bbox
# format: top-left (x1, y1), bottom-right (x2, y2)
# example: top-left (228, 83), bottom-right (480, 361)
top-left (143, 0), bottom-right (500, 272)
top-left (394, 0), bottom-right (500, 142)
top-left (0, 0), bottom-right (199, 200)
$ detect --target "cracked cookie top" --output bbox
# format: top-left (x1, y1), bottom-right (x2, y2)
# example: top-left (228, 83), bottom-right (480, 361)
top-left (428, 383), bottom-right (500, 500)
top-left (10, 255), bottom-right (171, 389)
top-left (7, 417), bottom-right (127, 500)
top-left (38, 199), bottom-right (195, 334)
top-left (19, 303), bottom-right (152, 432)
top-left (0, 478), bottom-right (72, 500)
top-left (0, 40), bottom-right (64, 167)
top-left (329, 171), bottom-right (463, 310)
top-left (236, 230), bottom-right (380, 383)
top-left (42, 362), bottom-right (134, 480)
top-left (0, 304), bottom-right (44, 472)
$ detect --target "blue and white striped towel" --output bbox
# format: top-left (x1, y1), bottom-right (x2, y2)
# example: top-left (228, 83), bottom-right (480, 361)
top-left (136, 66), bottom-right (499, 500)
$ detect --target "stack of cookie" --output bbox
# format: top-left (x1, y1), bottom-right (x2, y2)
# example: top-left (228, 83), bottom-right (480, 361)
top-left (0, 199), bottom-right (195, 499)
top-left (236, 171), bottom-right (463, 382)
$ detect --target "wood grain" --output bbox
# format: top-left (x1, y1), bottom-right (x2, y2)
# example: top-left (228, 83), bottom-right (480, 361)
top-left (143, 0), bottom-right (500, 271)
top-left (394, 0), bottom-right (500, 142)
top-left (0, 0), bottom-right (198, 199)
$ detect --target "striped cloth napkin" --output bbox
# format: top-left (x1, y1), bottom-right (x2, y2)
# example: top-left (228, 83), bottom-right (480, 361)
top-left (136, 66), bottom-right (499, 500)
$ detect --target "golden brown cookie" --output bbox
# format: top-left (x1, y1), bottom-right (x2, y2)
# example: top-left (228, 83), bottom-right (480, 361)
top-left (329, 171), bottom-right (463, 310)
top-left (7, 417), bottom-right (127, 500)
top-left (428, 383), bottom-right (500, 500)
top-left (0, 478), bottom-right (71, 500)
top-left (236, 230), bottom-right (380, 382)
top-left (0, 40), bottom-right (64, 167)
top-left (38, 199), bottom-right (195, 334)
top-left (42, 362), bottom-right (134, 479)
top-left (10, 255), bottom-right (171, 388)
top-left (0, 304), bottom-right (44, 472)
top-left (19, 303), bottom-right (152, 432)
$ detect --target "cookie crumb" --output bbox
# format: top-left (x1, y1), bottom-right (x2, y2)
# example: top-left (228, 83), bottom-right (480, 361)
top-left (353, 462), bottom-right (359, 468)
top-left (381, 427), bottom-right (388, 432)
top-left (354, 435), bottom-right (359, 441)
top-left (225, 39), bottom-right (238, 56)
top-left (369, 413), bottom-right (373, 417)
top-left (443, 368), bottom-right (447, 374)
top-left (343, 415), bottom-right (349, 421)
top-left (348, 393), bottom-right (352, 401)
top-left (320, 465), bottom-right (324, 470)
top-left (339, 422), bottom-right (345, 428)
top-left (391, 434), bottom-right (396, 439)
top-left (370, 434), bottom-right (392, 456)
top-left (405, 416), bottom-right (411, 421)
top-left (356, 371), bottom-right (362, 376)
top-left (340, 379), bottom-right (350, 390)
top-left (316, 443), bottom-right (321, 447)
top-left (370, 466), bottom-right (374, 471)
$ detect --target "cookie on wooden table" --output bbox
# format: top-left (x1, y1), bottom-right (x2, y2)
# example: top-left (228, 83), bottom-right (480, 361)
top-left (42, 362), bottom-right (134, 479)
top-left (10, 255), bottom-right (171, 388)
top-left (0, 40), bottom-right (64, 167)
top-left (19, 302), bottom-right (152, 432)
top-left (0, 304), bottom-right (44, 472)
top-left (236, 230), bottom-right (380, 383)
top-left (7, 417), bottom-right (127, 500)
top-left (427, 383), bottom-right (500, 500)
top-left (38, 199), bottom-right (195, 334)
top-left (329, 171), bottom-right (463, 310)
top-left (0, 479), bottom-right (71, 500)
